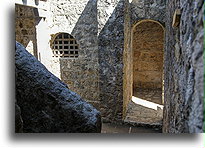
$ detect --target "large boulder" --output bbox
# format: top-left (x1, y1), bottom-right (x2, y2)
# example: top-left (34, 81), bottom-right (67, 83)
top-left (15, 42), bottom-right (101, 133)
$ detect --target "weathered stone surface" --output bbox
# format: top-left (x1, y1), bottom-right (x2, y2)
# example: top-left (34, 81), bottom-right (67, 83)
top-left (123, 0), bottom-right (132, 118)
top-left (123, 0), bottom-right (166, 125)
top-left (98, 0), bottom-right (125, 122)
top-left (125, 99), bottom-right (163, 126)
top-left (15, 5), bottom-right (38, 58)
top-left (130, 0), bottom-right (166, 25)
top-left (163, 0), bottom-right (204, 133)
top-left (15, 42), bottom-right (101, 133)
top-left (15, 0), bottom-right (204, 133)
top-left (133, 21), bottom-right (164, 90)
top-left (49, 0), bottom-right (100, 110)
top-left (15, 103), bottom-right (23, 133)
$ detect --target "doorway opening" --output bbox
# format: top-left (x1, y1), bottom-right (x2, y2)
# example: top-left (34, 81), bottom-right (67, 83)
top-left (125, 20), bottom-right (165, 125)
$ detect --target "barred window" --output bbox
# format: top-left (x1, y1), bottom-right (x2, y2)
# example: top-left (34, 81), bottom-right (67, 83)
top-left (52, 33), bottom-right (79, 58)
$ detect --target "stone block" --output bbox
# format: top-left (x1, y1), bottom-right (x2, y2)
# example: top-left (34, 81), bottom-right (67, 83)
top-left (15, 42), bottom-right (101, 133)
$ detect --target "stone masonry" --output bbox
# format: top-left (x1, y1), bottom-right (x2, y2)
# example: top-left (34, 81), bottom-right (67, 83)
top-left (130, 0), bottom-right (166, 25)
top-left (49, 0), bottom-right (100, 110)
top-left (163, 0), bottom-right (204, 133)
top-left (123, 0), bottom-right (166, 125)
top-left (15, 0), bottom-right (204, 133)
top-left (15, 5), bottom-right (38, 57)
top-left (133, 21), bottom-right (164, 90)
top-left (98, 0), bottom-right (125, 122)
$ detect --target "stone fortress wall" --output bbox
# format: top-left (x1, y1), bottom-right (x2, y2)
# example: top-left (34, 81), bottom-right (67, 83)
top-left (15, 0), bottom-right (204, 133)
top-left (163, 0), bottom-right (204, 133)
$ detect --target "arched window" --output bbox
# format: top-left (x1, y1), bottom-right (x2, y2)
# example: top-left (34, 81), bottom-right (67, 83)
top-left (51, 33), bottom-right (79, 58)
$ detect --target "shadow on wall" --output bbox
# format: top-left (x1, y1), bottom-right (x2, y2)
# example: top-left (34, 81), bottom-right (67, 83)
top-left (59, 0), bottom-right (99, 108)
top-left (98, 0), bottom-right (124, 121)
top-left (16, 0), bottom-right (125, 122)
top-left (58, 0), bottom-right (125, 121)
top-left (71, 0), bottom-right (98, 42)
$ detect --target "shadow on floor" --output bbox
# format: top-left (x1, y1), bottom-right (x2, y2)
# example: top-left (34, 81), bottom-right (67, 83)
top-left (101, 122), bottom-right (162, 133)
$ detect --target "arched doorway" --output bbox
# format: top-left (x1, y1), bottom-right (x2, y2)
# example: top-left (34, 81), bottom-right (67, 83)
top-left (125, 20), bottom-right (164, 125)
top-left (133, 20), bottom-right (164, 105)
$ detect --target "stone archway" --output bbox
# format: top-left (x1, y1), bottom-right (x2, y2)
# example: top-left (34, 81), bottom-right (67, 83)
top-left (133, 20), bottom-right (164, 105)
top-left (125, 20), bottom-right (165, 125)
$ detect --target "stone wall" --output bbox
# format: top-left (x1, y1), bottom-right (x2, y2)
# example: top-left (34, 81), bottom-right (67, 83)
top-left (133, 21), bottom-right (164, 90)
top-left (15, 4), bottom-right (54, 77)
top-left (163, 0), bottom-right (204, 133)
top-left (49, 0), bottom-right (126, 121)
top-left (15, 4), bottom-right (38, 57)
top-left (16, 0), bottom-right (126, 122)
top-left (123, 0), bottom-right (132, 118)
top-left (204, 3), bottom-right (205, 133)
top-left (98, 0), bottom-right (125, 121)
top-left (48, 0), bottom-right (100, 109)
top-left (123, 0), bottom-right (166, 125)
top-left (51, 0), bottom-right (127, 122)
top-left (130, 0), bottom-right (166, 25)
top-left (125, 20), bottom-right (164, 125)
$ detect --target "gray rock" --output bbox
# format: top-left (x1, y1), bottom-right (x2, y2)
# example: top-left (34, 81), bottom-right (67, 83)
top-left (15, 103), bottom-right (23, 133)
top-left (15, 41), bottom-right (101, 133)
top-left (163, 0), bottom-right (204, 133)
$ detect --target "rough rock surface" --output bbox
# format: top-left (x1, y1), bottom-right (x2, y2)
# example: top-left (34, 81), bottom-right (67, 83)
top-left (98, 0), bottom-right (125, 122)
top-left (15, 103), bottom-right (23, 133)
top-left (133, 21), bottom-right (164, 90)
top-left (123, 0), bottom-right (132, 117)
top-left (15, 0), bottom-right (204, 132)
top-left (130, 0), bottom-right (166, 25)
top-left (49, 0), bottom-right (100, 110)
top-left (124, 99), bottom-right (163, 126)
top-left (15, 42), bottom-right (101, 133)
top-left (15, 5), bottom-right (38, 57)
top-left (163, 0), bottom-right (204, 133)
top-left (123, 0), bottom-right (166, 124)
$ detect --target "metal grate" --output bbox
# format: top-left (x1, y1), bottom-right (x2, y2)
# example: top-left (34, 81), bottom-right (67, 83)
top-left (52, 33), bottom-right (79, 58)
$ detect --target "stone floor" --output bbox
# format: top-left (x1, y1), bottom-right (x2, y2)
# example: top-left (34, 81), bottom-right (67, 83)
top-left (101, 88), bottom-right (164, 133)
top-left (134, 88), bottom-right (163, 105)
top-left (101, 122), bottom-right (162, 133)
top-left (124, 88), bottom-right (163, 125)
